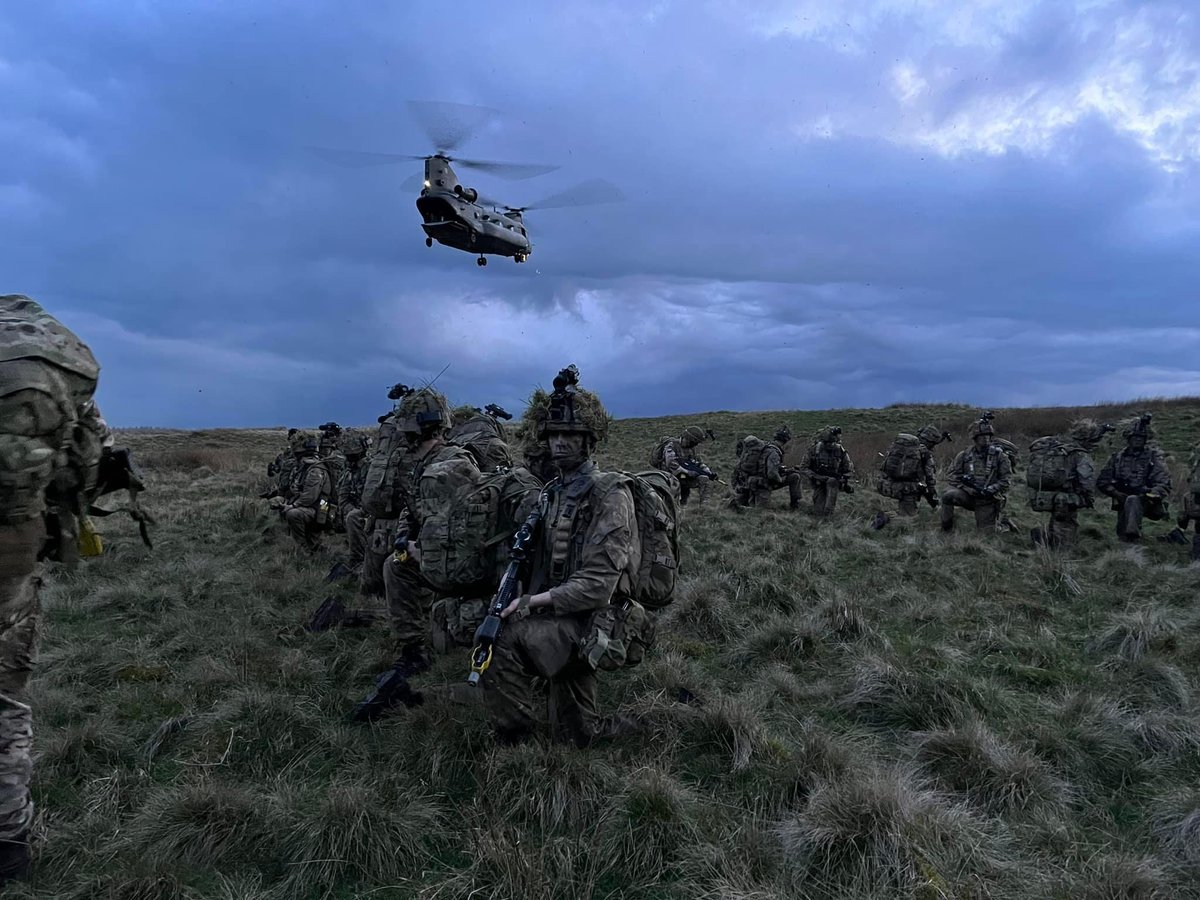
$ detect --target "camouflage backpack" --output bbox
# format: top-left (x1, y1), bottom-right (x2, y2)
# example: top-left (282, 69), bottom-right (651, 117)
top-left (993, 438), bottom-right (1020, 472)
top-left (419, 466), bottom-right (544, 595)
top-left (593, 470), bottom-right (680, 610)
top-left (448, 414), bottom-right (514, 473)
top-left (650, 436), bottom-right (675, 469)
top-left (881, 434), bottom-right (924, 481)
top-left (1026, 436), bottom-right (1075, 492)
top-left (360, 416), bottom-right (409, 518)
top-left (735, 435), bottom-right (769, 483)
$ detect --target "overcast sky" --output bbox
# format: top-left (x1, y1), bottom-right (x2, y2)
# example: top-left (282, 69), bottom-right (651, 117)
top-left (4, 1), bottom-right (1198, 427)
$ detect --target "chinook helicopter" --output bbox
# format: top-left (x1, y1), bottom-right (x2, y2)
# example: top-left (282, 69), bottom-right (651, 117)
top-left (313, 101), bottom-right (622, 267)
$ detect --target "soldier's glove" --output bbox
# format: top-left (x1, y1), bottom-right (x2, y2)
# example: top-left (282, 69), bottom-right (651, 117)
top-left (983, 484), bottom-right (999, 496)
top-left (269, 496), bottom-right (286, 510)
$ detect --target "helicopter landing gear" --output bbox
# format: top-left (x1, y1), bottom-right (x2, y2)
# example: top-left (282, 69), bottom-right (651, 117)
top-left (476, 255), bottom-right (487, 267)
top-left (514, 253), bottom-right (527, 263)
top-left (425, 237), bottom-right (433, 248)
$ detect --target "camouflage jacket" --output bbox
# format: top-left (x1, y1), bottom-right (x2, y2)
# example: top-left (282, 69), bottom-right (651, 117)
top-left (948, 445), bottom-right (1011, 494)
top-left (1097, 447), bottom-right (1171, 497)
top-left (289, 455), bottom-right (334, 510)
top-left (802, 441), bottom-right (854, 480)
top-left (277, 454), bottom-right (298, 497)
top-left (527, 460), bottom-right (637, 617)
top-left (408, 441), bottom-right (480, 541)
top-left (762, 441), bottom-right (790, 487)
top-left (337, 458), bottom-right (367, 512)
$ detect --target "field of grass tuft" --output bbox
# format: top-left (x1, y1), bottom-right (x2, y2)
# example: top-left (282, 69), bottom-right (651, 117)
top-left (11, 398), bottom-right (1200, 899)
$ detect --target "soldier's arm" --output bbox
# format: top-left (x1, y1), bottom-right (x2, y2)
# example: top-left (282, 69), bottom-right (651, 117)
top-left (922, 451), bottom-right (937, 491)
top-left (992, 452), bottom-right (1012, 491)
top-left (1096, 456), bottom-right (1118, 496)
top-left (549, 484), bottom-right (636, 616)
top-left (947, 452), bottom-right (966, 488)
top-left (841, 448), bottom-right (854, 477)
top-left (798, 449), bottom-right (817, 480)
top-left (1075, 454), bottom-right (1097, 500)
top-left (1147, 453), bottom-right (1172, 495)
top-left (764, 447), bottom-right (784, 485)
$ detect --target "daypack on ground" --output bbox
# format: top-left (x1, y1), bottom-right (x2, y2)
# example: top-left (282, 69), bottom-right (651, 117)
top-left (1026, 436), bottom-right (1075, 492)
top-left (420, 467), bottom-right (544, 595)
top-left (594, 469), bottom-right (680, 610)
top-left (360, 417), bottom-right (408, 518)
top-left (881, 434), bottom-right (924, 481)
top-left (448, 414), bottom-right (513, 473)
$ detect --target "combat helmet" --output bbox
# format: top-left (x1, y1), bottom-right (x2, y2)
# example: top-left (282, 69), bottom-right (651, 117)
top-left (538, 365), bottom-right (610, 444)
top-left (397, 387), bottom-right (453, 436)
top-left (916, 425), bottom-right (951, 449)
top-left (969, 411), bottom-right (997, 439)
top-left (1067, 418), bottom-right (1113, 448)
top-left (774, 425), bottom-right (793, 444)
top-left (1121, 412), bottom-right (1155, 441)
top-left (816, 425), bottom-right (843, 444)
top-left (680, 425), bottom-right (709, 449)
top-left (341, 428), bottom-right (370, 458)
top-left (290, 430), bottom-right (318, 455)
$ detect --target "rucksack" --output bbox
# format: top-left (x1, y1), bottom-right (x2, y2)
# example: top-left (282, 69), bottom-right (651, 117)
top-left (360, 417), bottom-right (410, 518)
top-left (881, 434), bottom-right (924, 481)
top-left (594, 470), bottom-right (680, 610)
top-left (1026, 436), bottom-right (1075, 492)
top-left (993, 438), bottom-right (1020, 472)
top-left (448, 415), bottom-right (513, 472)
top-left (419, 467), bottom-right (545, 595)
top-left (735, 435), bottom-right (768, 482)
top-left (650, 436), bottom-right (674, 469)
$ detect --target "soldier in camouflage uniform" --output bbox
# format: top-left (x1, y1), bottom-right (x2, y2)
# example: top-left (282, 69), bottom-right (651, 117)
top-left (655, 425), bottom-right (715, 506)
top-left (941, 416), bottom-right (1012, 532)
top-left (271, 431), bottom-right (336, 552)
top-left (0, 294), bottom-right (104, 885)
top-left (1028, 419), bottom-right (1109, 550)
top-left (382, 388), bottom-right (480, 675)
top-left (1176, 442), bottom-right (1200, 562)
top-left (317, 422), bottom-right (345, 485)
top-left (801, 426), bottom-right (855, 516)
top-left (481, 368), bottom-right (638, 747)
top-left (877, 425), bottom-right (947, 517)
top-left (732, 426), bottom-right (803, 509)
top-left (1097, 414), bottom-right (1172, 542)
top-left (337, 430), bottom-right (370, 569)
top-left (266, 428), bottom-right (298, 494)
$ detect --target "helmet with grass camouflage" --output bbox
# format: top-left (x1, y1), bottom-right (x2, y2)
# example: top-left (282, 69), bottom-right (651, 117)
top-left (290, 430), bottom-right (318, 454)
top-left (916, 425), bottom-right (948, 448)
top-left (1121, 412), bottom-right (1155, 440)
top-left (1067, 418), bottom-right (1109, 447)
top-left (451, 404), bottom-right (479, 426)
top-left (774, 425), bottom-right (792, 444)
top-left (816, 425), bottom-right (843, 444)
top-left (969, 415), bottom-right (996, 439)
top-left (539, 365), bottom-right (610, 443)
top-left (341, 428), bottom-right (370, 457)
top-left (680, 425), bottom-right (707, 449)
top-left (397, 388), bottom-right (453, 436)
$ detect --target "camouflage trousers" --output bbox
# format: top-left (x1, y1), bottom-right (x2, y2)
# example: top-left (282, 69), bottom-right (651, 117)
top-left (1041, 498), bottom-right (1082, 549)
top-left (1112, 494), bottom-right (1168, 540)
top-left (283, 506), bottom-right (321, 552)
top-left (809, 475), bottom-right (843, 516)
top-left (940, 488), bottom-right (1001, 531)
top-left (360, 517), bottom-right (400, 599)
top-left (343, 507), bottom-right (368, 567)
top-left (732, 474), bottom-right (802, 508)
top-left (676, 474), bottom-right (711, 506)
top-left (480, 611), bottom-right (604, 747)
top-left (383, 554), bottom-right (438, 652)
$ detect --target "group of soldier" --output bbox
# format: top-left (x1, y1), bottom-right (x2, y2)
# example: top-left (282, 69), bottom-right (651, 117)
top-left (5, 292), bottom-right (1200, 890)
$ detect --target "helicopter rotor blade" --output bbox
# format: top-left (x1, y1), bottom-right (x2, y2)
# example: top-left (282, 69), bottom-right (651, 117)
top-left (309, 146), bottom-right (427, 168)
top-left (405, 100), bottom-right (499, 154)
top-left (400, 171), bottom-right (427, 192)
top-left (509, 179), bottom-right (625, 212)
top-left (454, 158), bottom-right (560, 180)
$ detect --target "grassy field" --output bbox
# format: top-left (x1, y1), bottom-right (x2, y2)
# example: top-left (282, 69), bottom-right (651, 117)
top-left (12, 398), bottom-right (1200, 899)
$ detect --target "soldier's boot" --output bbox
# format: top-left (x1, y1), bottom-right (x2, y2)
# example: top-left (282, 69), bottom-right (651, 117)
top-left (0, 835), bottom-right (31, 888)
top-left (392, 643), bottom-right (432, 679)
top-left (585, 713), bottom-right (643, 748)
top-left (789, 499), bottom-right (801, 510)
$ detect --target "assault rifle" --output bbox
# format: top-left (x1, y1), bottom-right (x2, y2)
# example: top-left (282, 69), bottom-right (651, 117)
top-left (307, 597), bottom-right (384, 632)
top-left (468, 490), bottom-right (550, 686)
top-left (484, 403), bottom-right (513, 421)
top-left (677, 459), bottom-right (722, 483)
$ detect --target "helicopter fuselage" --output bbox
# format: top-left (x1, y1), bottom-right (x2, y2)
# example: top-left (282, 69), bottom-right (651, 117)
top-left (415, 156), bottom-right (531, 262)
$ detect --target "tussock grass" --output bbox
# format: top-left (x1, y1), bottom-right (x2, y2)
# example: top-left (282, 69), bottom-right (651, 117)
top-left (777, 765), bottom-right (1010, 897)
top-left (19, 402), bottom-right (1200, 898)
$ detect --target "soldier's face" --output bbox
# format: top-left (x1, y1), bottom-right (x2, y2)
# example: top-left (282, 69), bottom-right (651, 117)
top-left (1129, 434), bottom-right (1147, 451)
top-left (549, 432), bottom-right (587, 466)
top-left (974, 434), bottom-right (991, 450)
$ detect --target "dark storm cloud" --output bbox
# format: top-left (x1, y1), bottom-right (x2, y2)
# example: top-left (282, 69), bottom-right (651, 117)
top-left (2, 0), bottom-right (1197, 427)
